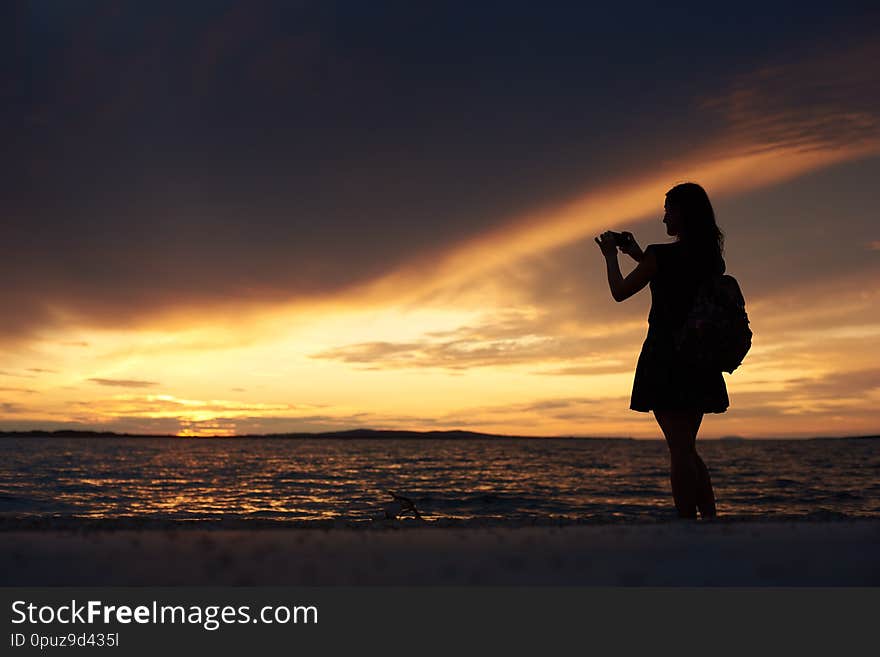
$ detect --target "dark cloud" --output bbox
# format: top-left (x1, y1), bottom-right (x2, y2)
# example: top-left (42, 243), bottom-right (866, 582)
top-left (438, 151), bottom-right (880, 358)
top-left (723, 389), bottom-right (880, 427)
top-left (536, 364), bottom-right (634, 376)
top-left (782, 368), bottom-right (880, 400)
top-left (64, 397), bottom-right (301, 415)
top-left (0, 411), bottom-right (470, 436)
top-left (88, 378), bottom-right (160, 388)
top-left (699, 37), bottom-right (880, 154)
top-left (310, 311), bottom-right (646, 371)
top-left (309, 153), bottom-right (880, 371)
top-left (518, 398), bottom-right (604, 412)
top-left (423, 396), bottom-right (636, 434)
top-left (4, 3), bottom-right (877, 341)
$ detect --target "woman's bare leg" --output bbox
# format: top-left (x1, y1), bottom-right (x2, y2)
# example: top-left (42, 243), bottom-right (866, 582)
top-left (654, 409), bottom-right (699, 518)
top-left (694, 452), bottom-right (716, 518)
top-left (686, 413), bottom-right (717, 518)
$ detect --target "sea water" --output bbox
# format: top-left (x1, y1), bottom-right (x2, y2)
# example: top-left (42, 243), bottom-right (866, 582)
top-left (1, 436), bottom-right (878, 523)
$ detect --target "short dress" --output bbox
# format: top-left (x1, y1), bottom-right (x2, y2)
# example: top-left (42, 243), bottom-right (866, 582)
top-left (629, 242), bottom-right (729, 414)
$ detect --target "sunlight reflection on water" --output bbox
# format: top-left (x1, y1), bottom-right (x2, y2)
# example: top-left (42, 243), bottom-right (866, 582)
top-left (0, 437), bottom-right (877, 522)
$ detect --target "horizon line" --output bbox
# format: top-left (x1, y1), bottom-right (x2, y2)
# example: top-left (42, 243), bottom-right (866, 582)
top-left (1, 428), bottom-right (878, 441)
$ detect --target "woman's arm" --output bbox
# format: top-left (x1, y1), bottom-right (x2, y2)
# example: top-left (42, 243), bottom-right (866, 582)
top-left (595, 235), bottom-right (657, 302)
top-left (618, 232), bottom-right (644, 262)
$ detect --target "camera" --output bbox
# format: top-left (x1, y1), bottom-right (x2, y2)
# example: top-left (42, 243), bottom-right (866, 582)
top-left (608, 231), bottom-right (633, 248)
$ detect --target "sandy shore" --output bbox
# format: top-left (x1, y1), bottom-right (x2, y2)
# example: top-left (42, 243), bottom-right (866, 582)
top-left (2, 519), bottom-right (878, 586)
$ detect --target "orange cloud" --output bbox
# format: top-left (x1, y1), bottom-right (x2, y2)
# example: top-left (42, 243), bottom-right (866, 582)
top-left (88, 378), bottom-right (159, 388)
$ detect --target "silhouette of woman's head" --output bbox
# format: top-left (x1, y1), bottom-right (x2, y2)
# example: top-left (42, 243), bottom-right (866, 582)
top-left (664, 182), bottom-right (725, 272)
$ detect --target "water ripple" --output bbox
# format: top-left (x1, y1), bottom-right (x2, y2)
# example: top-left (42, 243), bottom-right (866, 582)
top-left (0, 436), bottom-right (877, 522)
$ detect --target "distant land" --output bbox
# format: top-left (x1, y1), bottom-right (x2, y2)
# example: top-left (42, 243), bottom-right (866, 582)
top-left (0, 428), bottom-right (630, 440)
top-left (0, 429), bottom-right (877, 440)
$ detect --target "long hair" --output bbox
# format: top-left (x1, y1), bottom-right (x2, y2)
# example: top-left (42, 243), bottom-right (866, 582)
top-left (665, 182), bottom-right (725, 275)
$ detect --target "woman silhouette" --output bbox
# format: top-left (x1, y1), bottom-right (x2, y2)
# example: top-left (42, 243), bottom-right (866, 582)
top-left (595, 182), bottom-right (728, 519)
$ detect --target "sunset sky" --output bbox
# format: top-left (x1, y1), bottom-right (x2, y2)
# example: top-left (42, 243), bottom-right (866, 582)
top-left (3, 2), bottom-right (879, 438)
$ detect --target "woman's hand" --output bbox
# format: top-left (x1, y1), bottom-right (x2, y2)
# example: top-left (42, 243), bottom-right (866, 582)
top-left (595, 231), bottom-right (618, 258)
top-left (618, 232), bottom-right (644, 262)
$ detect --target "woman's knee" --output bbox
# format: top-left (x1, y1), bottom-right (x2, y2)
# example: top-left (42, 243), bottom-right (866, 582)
top-left (667, 441), bottom-right (697, 463)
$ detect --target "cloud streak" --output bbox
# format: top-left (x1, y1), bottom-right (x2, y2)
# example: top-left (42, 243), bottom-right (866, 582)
top-left (3, 7), bottom-right (878, 346)
top-left (3, 4), bottom-right (878, 438)
top-left (88, 378), bottom-right (160, 388)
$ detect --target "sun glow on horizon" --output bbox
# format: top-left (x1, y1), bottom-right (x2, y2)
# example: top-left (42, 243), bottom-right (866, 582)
top-left (2, 138), bottom-right (879, 439)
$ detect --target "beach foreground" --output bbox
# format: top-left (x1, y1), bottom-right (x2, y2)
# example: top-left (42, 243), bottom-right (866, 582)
top-left (2, 519), bottom-right (878, 586)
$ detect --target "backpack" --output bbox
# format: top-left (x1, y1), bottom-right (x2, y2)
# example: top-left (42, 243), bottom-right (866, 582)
top-left (673, 274), bottom-right (752, 373)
